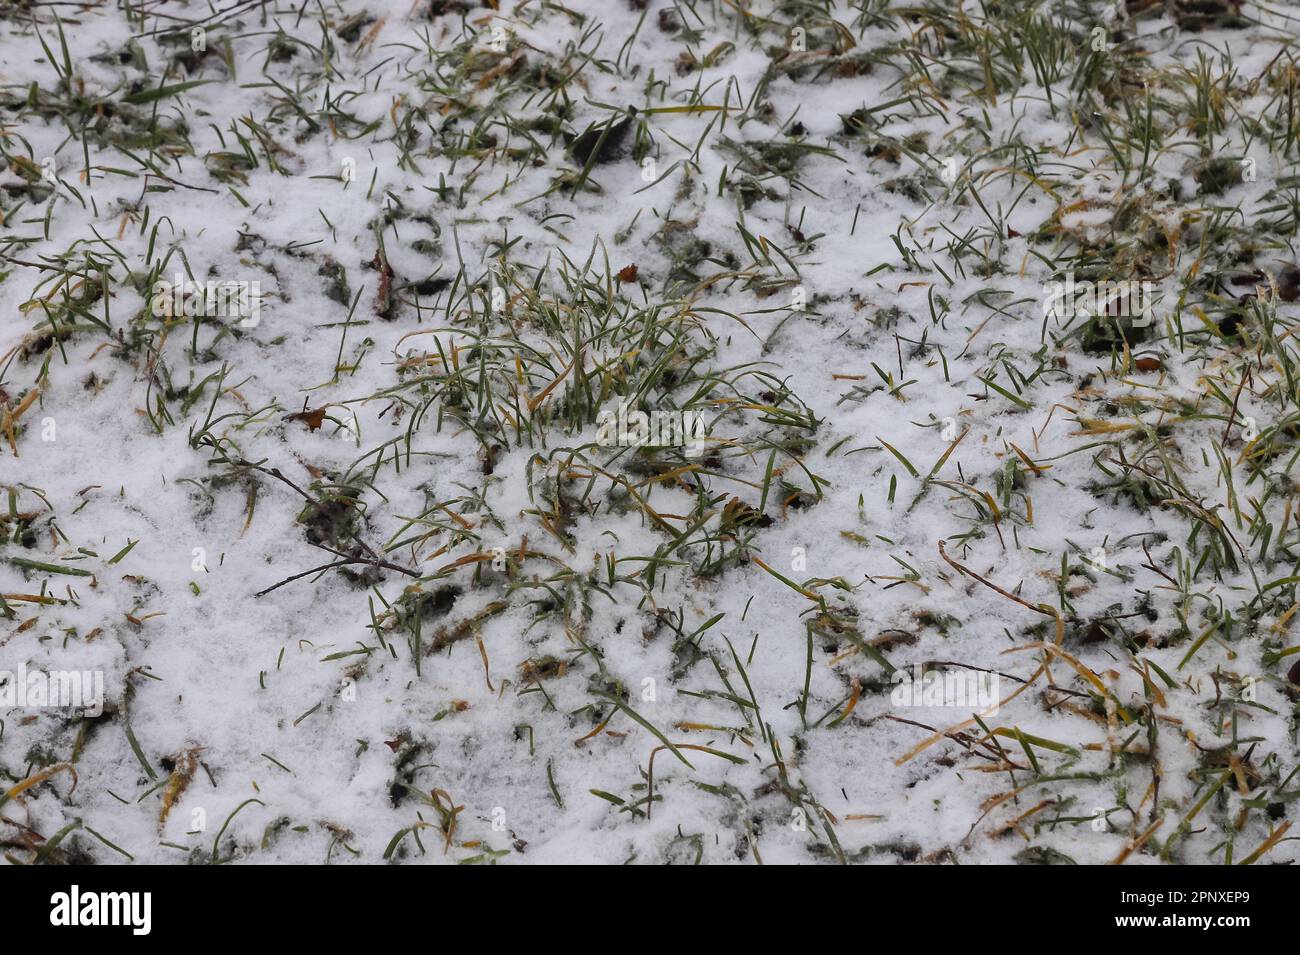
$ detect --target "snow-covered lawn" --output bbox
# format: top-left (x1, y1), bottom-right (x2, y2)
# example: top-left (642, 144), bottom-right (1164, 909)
top-left (3, 0), bottom-right (1299, 865)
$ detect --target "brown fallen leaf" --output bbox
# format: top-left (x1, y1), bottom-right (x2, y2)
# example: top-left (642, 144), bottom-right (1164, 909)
top-left (286, 407), bottom-right (328, 431)
top-left (617, 264), bottom-right (639, 283)
top-left (1, 615), bottom-right (39, 650)
top-left (1134, 356), bottom-right (1162, 373)
top-left (159, 747), bottom-right (201, 833)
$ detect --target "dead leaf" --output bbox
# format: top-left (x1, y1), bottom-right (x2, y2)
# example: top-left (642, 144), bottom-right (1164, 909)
top-left (373, 248), bottom-right (395, 318)
top-left (286, 407), bottom-right (328, 431)
top-left (158, 748), bottom-right (200, 832)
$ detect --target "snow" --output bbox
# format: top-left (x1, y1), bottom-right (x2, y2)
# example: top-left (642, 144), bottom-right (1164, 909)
top-left (2, 0), bottom-right (1297, 865)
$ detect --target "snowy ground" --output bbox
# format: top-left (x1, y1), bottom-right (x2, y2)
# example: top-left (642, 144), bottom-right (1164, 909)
top-left (3, 0), bottom-right (1300, 865)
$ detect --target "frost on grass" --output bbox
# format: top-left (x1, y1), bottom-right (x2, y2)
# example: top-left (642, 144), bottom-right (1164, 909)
top-left (2, 0), bottom-right (1300, 865)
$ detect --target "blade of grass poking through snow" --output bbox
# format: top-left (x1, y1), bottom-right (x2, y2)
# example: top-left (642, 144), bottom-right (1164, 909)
top-left (800, 622), bottom-right (813, 728)
top-left (751, 556), bottom-right (820, 602)
top-left (646, 743), bottom-right (745, 819)
top-left (758, 446), bottom-right (777, 513)
top-left (1161, 770), bottom-right (1232, 860)
top-left (32, 820), bottom-right (81, 865)
top-left (8, 558), bottom-right (93, 577)
top-left (106, 539), bottom-right (138, 565)
top-left (211, 798), bottom-right (266, 864)
top-left (123, 722), bottom-right (157, 781)
top-left (1178, 619), bottom-right (1221, 670)
top-left (84, 826), bottom-right (134, 861)
top-left (595, 693), bottom-right (693, 769)
top-left (876, 436), bottom-right (919, 478)
top-left (723, 635), bottom-right (767, 744)
top-left (908, 426), bottom-right (969, 512)
top-left (123, 80), bottom-right (211, 105)
top-left (977, 375), bottom-right (1031, 410)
